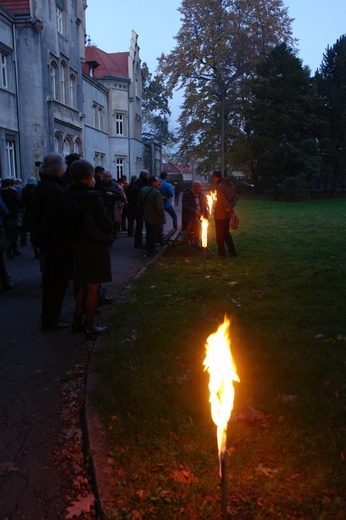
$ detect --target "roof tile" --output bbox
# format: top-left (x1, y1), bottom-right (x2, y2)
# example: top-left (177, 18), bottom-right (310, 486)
top-left (84, 46), bottom-right (129, 78)
top-left (0, 0), bottom-right (30, 14)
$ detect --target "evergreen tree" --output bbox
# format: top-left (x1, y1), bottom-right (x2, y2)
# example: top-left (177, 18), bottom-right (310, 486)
top-left (247, 43), bottom-right (321, 200)
top-left (158, 0), bottom-right (295, 171)
top-left (315, 35), bottom-right (346, 195)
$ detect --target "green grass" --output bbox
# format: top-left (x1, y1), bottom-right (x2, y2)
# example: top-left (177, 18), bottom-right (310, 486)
top-left (92, 198), bottom-right (346, 519)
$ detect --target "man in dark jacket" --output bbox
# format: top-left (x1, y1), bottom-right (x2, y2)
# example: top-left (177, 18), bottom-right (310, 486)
top-left (211, 170), bottom-right (238, 257)
top-left (127, 170), bottom-right (149, 248)
top-left (32, 152), bottom-right (72, 331)
top-left (182, 181), bottom-right (209, 248)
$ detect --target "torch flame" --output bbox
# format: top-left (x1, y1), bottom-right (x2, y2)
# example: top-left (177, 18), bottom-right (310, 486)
top-left (203, 317), bottom-right (240, 476)
top-left (206, 190), bottom-right (217, 215)
top-left (200, 216), bottom-right (209, 248)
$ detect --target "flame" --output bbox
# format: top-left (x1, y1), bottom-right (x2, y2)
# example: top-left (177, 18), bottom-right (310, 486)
top-left (200, 216), bottom-right (209, 248)
top-left (206, 190), bottom-right (217, 215)
top-left (203, 317), bottom-right (240, 475)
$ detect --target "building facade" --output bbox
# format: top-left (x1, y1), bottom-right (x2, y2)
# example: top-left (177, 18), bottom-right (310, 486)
top-left (0, 0), bottom-right (147, 182)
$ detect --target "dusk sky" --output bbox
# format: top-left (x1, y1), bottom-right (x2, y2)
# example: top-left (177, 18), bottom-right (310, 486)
top-left (86, 0), bottom-right (346, 124)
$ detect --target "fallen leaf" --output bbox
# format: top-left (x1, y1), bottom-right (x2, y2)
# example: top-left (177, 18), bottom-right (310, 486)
top-left (171, 468), bottom-right (198, 484)
top-left (256, 463), bottom-right (279, 478)
top-left (65, 493), bottom-right (95, 518)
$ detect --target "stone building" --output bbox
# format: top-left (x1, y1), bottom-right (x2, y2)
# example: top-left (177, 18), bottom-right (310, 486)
top-left (0, 0), bottom-right (148, 182)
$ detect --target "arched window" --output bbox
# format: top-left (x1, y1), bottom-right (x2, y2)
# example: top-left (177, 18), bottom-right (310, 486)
top-left (63, 136), bottom-right (73, 155)
top-left (69, 73), bottom-right (77, 108)
top-left (54, 132), bottom-right (63, 153)
top-left (50, 61), bottom-right (59, 100)
top-left (74, 138), bottom-right (82, 154)
top-left (60, 61), bottom-right (67, 104)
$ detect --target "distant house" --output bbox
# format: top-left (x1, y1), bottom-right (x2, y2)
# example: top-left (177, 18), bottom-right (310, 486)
top-left (162, 162), bottom-right (195, 182)
top-left (0, 0), bottom-right (150, 182)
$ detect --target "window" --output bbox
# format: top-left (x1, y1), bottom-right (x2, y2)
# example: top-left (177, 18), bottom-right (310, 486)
top-left (63, 136), bottom-right (73, 155)
top-left (94, 152), bottom-right (105, 166)
top-left (1, 53), bottom-right (8, 88)
top-left (69, 74), bottom-right (77, 108)
top-left (51, 62), bottom-right (59, 100)
top-left (54, 132), bottom-right (63, 152)
top-left (6, 140), bottom-right (16, 178)
top-left (56, 8), bottom-right (63, 34)
top-left (116, 113), bottom-right (123, 135)
top-left (60, 62), bottom-right (67, 104)
top-left (116, 158), bottom-right (124, 178)
top-left (93, 103), bottom-right (104, 130)
top-left (74, 138), bottom-right (82, 154)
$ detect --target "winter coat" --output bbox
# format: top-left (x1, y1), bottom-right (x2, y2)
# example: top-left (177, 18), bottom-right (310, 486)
top-left (214, 179), bottom-right (238, 220)
top-left (138, 186), bottom-right (165, 226)
top-left (182, 187), bottom-right (208, 230)
top-left (31, 174), bottom-right (70, 255)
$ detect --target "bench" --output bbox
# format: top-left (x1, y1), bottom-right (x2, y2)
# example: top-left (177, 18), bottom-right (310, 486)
top-left (164, 221), bottom-right (193, 257)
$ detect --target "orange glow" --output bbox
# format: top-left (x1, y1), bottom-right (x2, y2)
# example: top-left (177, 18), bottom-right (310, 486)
top-left (206, 190), bottom-right (217, 215)
top-left (203, 317), bottom-right (240, 475)
top-left (200, 216), bottom-right (209, 248)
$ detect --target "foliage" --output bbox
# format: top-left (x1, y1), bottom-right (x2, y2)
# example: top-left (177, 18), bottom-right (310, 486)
top-left (141, 62), bottom-right (175, 146)
top-left (93, 198), bottom-right (346, 519)
top-left (158, 0), bottom-right (296, 170)
top-left (246, 43), bottom-right (321, 200)
top-left (315, 35), bottom-right (346, 195)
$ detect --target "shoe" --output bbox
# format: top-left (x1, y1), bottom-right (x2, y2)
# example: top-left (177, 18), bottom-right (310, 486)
top-left (42, 320), bottom-right (70, 332)
top-left (134, 244), bottom-right (145, 249)
top-left (84, 321), bottom-right (107, 340)
top-left (1, 283), bottom-right (14, 292)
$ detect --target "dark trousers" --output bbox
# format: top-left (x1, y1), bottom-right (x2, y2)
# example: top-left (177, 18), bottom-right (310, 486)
top-left (134, 215), bottom-right (144, 246)
top-left (0, 251), bottom-right (9, 288)
top-left (214, 218), bottom-right (237, 257)
top-left (41, 253), bottom-right (71, 327)
top-left (145, 222), bottom-right (161, 254)
top-left (127, 207), bottom-right (136, 236)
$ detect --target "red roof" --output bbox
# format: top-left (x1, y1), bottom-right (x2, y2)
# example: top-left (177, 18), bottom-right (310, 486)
top-left (83, 46), bottom-right (129, 78)
top-left (0, 0), bottom-right (30, 14)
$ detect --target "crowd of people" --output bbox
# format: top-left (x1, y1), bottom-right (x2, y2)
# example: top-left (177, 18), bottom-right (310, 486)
top-left (0, 155), bottom-right (239, 337)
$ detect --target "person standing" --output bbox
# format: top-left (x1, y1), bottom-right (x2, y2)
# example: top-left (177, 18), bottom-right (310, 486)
top-left (125, 174), bottom-right (138, 237)
top-left (21, 176), bottom-right (39, 258)
top-left (31, 152), bottom-right (72, 331)
top-left (0, 178), bottom-right (22, 259)
top-left (129, 170), bottom-right (149, 248)
top-left (0, 195), bottom-right (13, 291)
top-left (160, 171), bottom-right (178, 230)
top-left (211, 170), bottom-right (238, 257)
top-left (65, 159), bottom-right (112, 339)
top-left (182, 181), bottom-right (209, 248)
top-left (138, 176), bottom-right (165, 257)
top-left (174, 182), bottom-right (181, 206)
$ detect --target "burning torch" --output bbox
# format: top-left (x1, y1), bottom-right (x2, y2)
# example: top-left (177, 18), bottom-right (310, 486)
top-left (203, 317), bottom-right (240, 519)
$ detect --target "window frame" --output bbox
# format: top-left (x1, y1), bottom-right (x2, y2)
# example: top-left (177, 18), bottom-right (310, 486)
top-left (56, 7), bottom-right (64, 35)
top-left (0, 53), bottom-right (8, 89)
top-left (116, 113), bottom-right (124, 136)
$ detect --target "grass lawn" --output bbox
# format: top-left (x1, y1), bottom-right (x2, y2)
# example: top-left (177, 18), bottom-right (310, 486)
top-left (91, 197), bottom-right (346, 519)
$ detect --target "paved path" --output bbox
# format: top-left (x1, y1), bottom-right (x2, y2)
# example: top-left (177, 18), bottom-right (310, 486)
top-left (0, 234), bottom-right (153, 519)
top-left (0, 202), bottom-right (182, 519)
